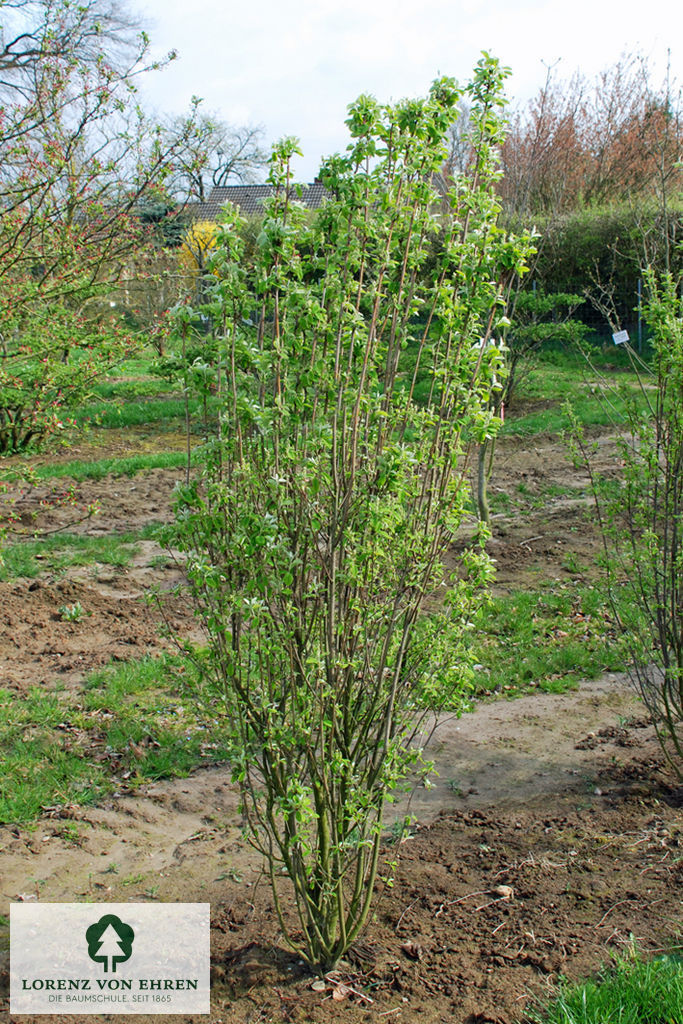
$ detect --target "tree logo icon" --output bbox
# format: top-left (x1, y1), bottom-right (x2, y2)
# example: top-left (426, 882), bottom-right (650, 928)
top-left (85, 914), bottom-right (135, 973)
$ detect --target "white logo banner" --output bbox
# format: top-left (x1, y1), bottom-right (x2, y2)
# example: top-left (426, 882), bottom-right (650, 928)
top-left (10, 902), bottom-right (210, 1014)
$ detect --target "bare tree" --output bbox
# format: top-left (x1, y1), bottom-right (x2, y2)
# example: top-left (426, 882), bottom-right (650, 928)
top-left (162, 111), bottom-right (268, 203)
top-left (500, 62), bottom-right (586, 218)
top-left (500, 54), bottom-right (682, 219)
top-left (0, 0), bottom-right (161, 96)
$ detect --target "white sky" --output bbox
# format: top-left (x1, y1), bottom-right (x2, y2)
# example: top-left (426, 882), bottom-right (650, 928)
top-left (136, 0), bottom-right (680, 182)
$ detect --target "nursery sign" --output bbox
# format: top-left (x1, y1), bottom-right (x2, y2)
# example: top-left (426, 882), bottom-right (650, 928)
top-left (612, 329), bottom-right (629, 345)
top-left (10, 903), bottom-right (210, 1014)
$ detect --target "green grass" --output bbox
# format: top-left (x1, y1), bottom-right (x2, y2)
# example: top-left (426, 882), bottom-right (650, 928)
top-left (114, 356), bottom-right (161, 376)
top-left (91, 378), bottom-right (170, 401)
top-left (0, 655), bottom-right (233, 824)
top-left (501, 362), bottom-right (648, 438)
top-left (474, 482), bottom-right (583, 518)
top-left (1, 533), bottom-right (136, 581)
top-left (503, 396), bottom-right (629, 438)
top-left (72, 396), bottom-right (219, 430)
top-left (0, 524), bottom-right (162, 581)
top-left (16, 450), bottom-right (193, 483)
top-left (415, 580), bottom-right (624, 710)
top-left (0, 688), bottom-right (111, 821)
top-left (468, 582), bottom-right (624, 698)
top-left (526, 951), bottom-right (683, 1024)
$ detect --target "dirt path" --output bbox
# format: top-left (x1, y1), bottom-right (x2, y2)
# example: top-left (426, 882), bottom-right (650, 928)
top-left (0, 670), bottom-right (654, 907)
top-left (2, 672), bottom-right (679, 1024)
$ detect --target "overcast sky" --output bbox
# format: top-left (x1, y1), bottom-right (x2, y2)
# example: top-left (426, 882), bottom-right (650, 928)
top-left (136, 0), bottom-right (680, 183)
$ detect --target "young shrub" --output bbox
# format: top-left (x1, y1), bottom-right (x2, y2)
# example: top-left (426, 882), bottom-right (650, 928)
top-left (571, 270), bottom-right (683, 776)
top-left (166, 55), bottom-right (529, 970)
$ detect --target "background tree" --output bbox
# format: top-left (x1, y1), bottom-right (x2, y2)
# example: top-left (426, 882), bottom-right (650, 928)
top-left (0, 0), bottom-right (192, 451)
top-left (161, 110), bottom-right (267, 204)
top-left (0, 0), bottom-right (149, 89)
top-left (500, 54), bottom-right (683, 340)
top-left (500, 54), bottom-right (682, 219)
top-left (500, 62), bottom-right (586, 220)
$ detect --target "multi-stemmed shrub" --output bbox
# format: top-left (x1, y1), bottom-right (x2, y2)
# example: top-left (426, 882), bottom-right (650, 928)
top-left (166, 55), bottom-right (529, 970)
top-left (571, 271), bottom-right (683, 777)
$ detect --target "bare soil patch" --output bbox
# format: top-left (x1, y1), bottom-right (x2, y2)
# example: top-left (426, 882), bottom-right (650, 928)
top-left (1, 428), bottom-right (681, 1023)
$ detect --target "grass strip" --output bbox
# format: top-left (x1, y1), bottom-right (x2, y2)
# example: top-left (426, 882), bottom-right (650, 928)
top-left (72, 396), bottom-right (219, 429)
top-left (502, 397), bottom-right (628, 438)
top-left (9, 451), bottom-right (194, 484)
top-left (526, 951), bottom-right (683, 1024)
top-left (91, 379), bottom-right (171, 401)
top-left (465, 583), bottom-right (624, 702)
top-left (0, 526), bottom-right (161, 581)
top-left (502, 361), bottom-right (649, 438)
top-left (0, 655), bottom-right (232, 824)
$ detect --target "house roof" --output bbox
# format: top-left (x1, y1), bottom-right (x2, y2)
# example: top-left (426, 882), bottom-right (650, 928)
top-left (197, 182), bottom-right (331, 221)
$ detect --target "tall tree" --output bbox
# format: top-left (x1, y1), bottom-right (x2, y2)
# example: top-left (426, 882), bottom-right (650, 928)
top-left (0, 0), bottom-right (181, 305)
top-left (0, 0), bottom-right (150, 89)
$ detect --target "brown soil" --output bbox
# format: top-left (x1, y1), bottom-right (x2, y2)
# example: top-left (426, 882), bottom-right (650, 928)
top-left (1, 427), bottom-right (681, 1024)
